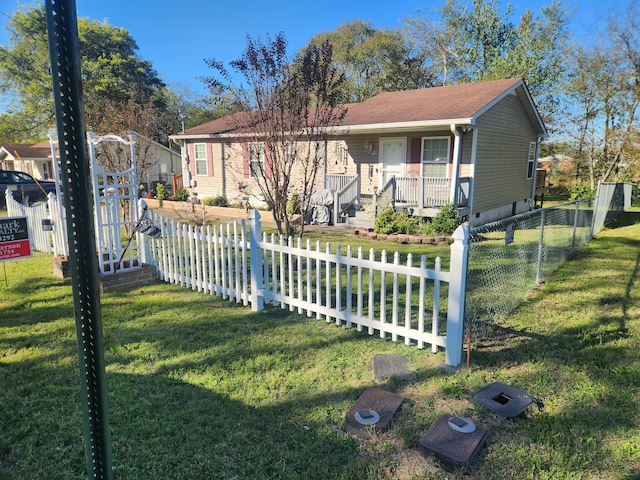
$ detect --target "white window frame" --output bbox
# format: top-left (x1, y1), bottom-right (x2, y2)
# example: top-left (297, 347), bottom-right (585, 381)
top-left (421, 136), bottom-right (450, 178)
top-left (194, 143), bottom-right (208, 176)
top-left (250, 142), bottom-right (265, 178)
top-left (526, 141), bottom-right (537, 179)
top-left (336, 143), bottom-right (349, 168)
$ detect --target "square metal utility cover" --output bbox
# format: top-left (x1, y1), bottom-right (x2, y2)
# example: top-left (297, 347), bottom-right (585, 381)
top-left (343, 388), bottom-right (404, 438)
top-left (470, 382), bottom-right (535, 418)
top-left (418, 414), bottom-right (487, 465)
top-left (373, 354), bottom-right (410, 381)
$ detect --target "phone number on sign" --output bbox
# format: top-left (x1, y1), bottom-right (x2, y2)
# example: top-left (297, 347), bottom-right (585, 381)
top-left (0, 244), bottom-right (21, 254)
top-left (0, 235), bottom-right (16, 242)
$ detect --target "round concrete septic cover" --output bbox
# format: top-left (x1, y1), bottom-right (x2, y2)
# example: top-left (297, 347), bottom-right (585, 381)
top-left (355, 409), bottom-right (381, 425)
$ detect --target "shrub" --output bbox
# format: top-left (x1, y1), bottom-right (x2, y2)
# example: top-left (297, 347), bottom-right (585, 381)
top-left (431, 203), bottom-right (462, 236)
top-left (374, 207), bottom-right (420, 235)
top-left (420, 221), bottom-right (435, 236)
top-left (155, 183), bottom-right (168, 201)
top-left (569, 186), bottom-right (596, 200)
top-left (175, 188), bottom-right (189, 202)
top-left (202, 195), bottom-right (228, 207)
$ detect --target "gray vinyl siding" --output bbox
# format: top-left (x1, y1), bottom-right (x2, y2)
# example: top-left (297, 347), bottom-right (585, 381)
top-left (472, 93), bottom-right (537, 214)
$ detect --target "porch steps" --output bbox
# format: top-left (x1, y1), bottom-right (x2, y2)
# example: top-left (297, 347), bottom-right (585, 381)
top-left (337, 204), bottom-right (374, 229)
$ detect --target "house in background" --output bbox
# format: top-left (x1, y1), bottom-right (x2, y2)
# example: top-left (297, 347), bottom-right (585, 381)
top-left (1, 132), bottom-right (182, 197)
top-left (108, 132), bottom-right (182, 197)
top-left (170, 78), bottom-right (547, 227)
top-left (0, 142), bottom-right (55, 180)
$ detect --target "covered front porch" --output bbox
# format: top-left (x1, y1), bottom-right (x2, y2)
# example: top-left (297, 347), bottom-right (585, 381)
top-left (324, 174), bottom-right (471, 226)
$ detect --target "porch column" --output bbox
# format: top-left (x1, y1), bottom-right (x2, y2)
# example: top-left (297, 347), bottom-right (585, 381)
top-left (450, 124), bottom-right (462, 205)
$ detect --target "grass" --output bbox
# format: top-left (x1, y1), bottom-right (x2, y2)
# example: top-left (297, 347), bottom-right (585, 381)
top-left (0, 210), bottom-right (639, 479)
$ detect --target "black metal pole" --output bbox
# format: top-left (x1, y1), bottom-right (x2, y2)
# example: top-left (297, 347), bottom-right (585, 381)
top-left (44, 1), bottom-right (113, 478)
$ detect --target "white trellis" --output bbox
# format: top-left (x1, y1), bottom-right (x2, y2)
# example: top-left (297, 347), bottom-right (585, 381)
top-left (87, 132), bottom-right (141, 274)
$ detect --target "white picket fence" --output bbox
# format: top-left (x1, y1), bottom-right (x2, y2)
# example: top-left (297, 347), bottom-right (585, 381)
top-left (141, 208), bottom-right (469, 366)
top-left (5, 190), bottom-right (68, 257)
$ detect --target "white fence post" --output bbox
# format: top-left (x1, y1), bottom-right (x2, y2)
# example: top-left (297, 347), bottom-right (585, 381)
top-left (249, 209), bottom-right (264, 311)
top-left (446, 222), bottom-right (470, 367)
top-left (137, 199), bottom-right (152, 265)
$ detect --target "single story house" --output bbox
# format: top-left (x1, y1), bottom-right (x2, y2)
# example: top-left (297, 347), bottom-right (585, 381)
top-left (170, 78), bottom-right (547, 226)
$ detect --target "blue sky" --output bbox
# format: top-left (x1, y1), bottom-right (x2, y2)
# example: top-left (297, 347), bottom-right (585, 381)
top-left (0, 0), bottom-right (633, 97)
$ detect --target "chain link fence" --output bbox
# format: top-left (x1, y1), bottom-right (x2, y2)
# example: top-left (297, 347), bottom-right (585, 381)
top-left (465, 182), bottom-right (633, 337)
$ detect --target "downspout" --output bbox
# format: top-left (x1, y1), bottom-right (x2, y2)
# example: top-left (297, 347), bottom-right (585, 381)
top-left (323, 139), bottom-right (328, 189)
top-left (468, 127), bottom-right (479, 218)
top-left (221, 142), bottom-right (226, 197)
top-left (450, 124), bottom-right (463, 205)
top-left (529, 136), bottom-right (543, 206)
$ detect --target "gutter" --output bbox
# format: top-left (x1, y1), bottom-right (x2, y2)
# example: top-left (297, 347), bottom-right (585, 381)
top-left (169, 118), bottom-right (477, 142)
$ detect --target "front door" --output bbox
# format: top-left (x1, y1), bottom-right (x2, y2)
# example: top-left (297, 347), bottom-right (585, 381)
top-left (379, 138), bottom-right (406, 188)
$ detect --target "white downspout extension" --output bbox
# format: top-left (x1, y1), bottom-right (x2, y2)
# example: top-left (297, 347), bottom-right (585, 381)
top-left (450, 124), bottom-right (462, 205)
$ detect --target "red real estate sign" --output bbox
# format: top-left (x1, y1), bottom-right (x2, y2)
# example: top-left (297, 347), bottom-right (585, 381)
top-left (0, 216), bottom-right (32, 262)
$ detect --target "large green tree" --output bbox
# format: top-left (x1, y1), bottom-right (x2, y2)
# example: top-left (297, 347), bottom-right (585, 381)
top-left (560, 1), bottom-right (640, 188)
top-left (305, 20), bottom-right (435, 102)
top-left (405, 0), bottom-right (572, 127)
top-left (0, 4), bottom-right (166, 142)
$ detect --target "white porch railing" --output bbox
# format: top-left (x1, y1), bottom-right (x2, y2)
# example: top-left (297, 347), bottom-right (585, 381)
top-left (394, 177), bottom-right (471, 208)
top-left (141, 209), bottom-right (470, 366)
top-left (325, 174), bottom-right (357, 192)
top-left (332, 175), bottom-right (360, 225)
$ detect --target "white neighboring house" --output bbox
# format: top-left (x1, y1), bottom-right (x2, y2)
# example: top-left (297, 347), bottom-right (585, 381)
top-left (121, 132), bottom-right (182, 197)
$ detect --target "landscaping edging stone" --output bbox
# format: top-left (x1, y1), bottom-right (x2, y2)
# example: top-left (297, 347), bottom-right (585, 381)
top-left (355, 229), bottom-right (453, 245)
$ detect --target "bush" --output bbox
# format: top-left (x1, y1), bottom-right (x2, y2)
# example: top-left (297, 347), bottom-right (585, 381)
top-left (374, 207), bottom-right (420, 235)
top-left (569, 186), bottom-right (596, 200)
top-left (202, 195), bottom-right (228, 207)
top-left (155, 183), bottom-right (168, 201)
top-left (431, 203), bottom-right (462, 236)
top-left (420, 221), bottom-right (435, 236)
top-left (174, 188), bottom-right (189, 202)
top-left (286, 192), bottom-right (301, 215)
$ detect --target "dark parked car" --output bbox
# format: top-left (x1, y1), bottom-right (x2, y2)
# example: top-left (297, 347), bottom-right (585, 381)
top-left (0, 170), bottom-right (57, 208)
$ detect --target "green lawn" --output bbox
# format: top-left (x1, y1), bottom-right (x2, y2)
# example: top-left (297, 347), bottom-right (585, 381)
top-left (0, 210), bottom-right (638, 479)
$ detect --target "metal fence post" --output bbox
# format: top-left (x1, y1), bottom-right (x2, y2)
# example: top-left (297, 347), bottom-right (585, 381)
top-left (45, 0), bottom-right (113, 478)
top-left (536, 209), bottom-right (546, 285)
top-left (571, 200), bottom-right (580, 254)
top-left (446, 222), bottom-right (469, 367)
top-left (249, 209), bottom-right (264, 311)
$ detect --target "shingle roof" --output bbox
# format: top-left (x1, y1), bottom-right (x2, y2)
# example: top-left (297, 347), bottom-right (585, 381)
top-left (341, 78), bottom-right (522, 125)
top-left (0, 143), bottom-right (52, 159)
top-left (178, 78), bottom-right (534, 137)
